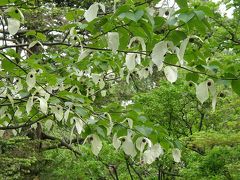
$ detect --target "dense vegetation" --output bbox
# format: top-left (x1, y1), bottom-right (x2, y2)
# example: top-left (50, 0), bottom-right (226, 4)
top-left (0, 0), bottom-right (239, 179)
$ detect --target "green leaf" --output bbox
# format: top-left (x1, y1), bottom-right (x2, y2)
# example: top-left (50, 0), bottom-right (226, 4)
top-left (194, 10), bottom-right (205, 20)
top-left (175, 0), bottom-right (188, 9)
top-left (167, 30), bottom-right (187, 45)
top-left (0, 0), bottom-right (9, 6)
top-left (231, 80), bottom-right (240, 96)
top-left (186, 73), bottom-right (199, 83)
top-left (2, 58), bottom-right (16, 72)
top-left (197, 6), bottom-right (214, 17)
top-left (178, 12), bottom-right (195, 23)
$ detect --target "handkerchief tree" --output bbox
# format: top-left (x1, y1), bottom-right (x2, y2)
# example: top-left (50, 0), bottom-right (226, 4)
top-left (0, 0), bottom-right (239, 178)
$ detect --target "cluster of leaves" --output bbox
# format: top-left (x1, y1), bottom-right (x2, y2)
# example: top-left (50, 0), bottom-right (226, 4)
top-left (0, 0), bottom-right (240, 178)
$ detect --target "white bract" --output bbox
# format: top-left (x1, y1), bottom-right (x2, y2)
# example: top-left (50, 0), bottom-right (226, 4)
top-left (45, 119), bottom-right (53, 131)
top-left (128, 36), bottom-right (146, 59)
top-left (90, 134), bottom-right (103, 156)
top-left (113, 133), bottom-right (121, 150)
top-left (126, 53), bottom-right (136, 71)
top-left (7, 18), bottom-right (20, 35)
top-left (26, 70), bottom-right (36, 91)
top-left (164, 66), bottom-right (178, 83)
top-left (172, 148), bottom-right (181, 163)
top-left (78, 49), bottom-right (92, 61)
top-left (108, 32), bottom-right (119, 53)
top-left (51, 105), bottom-right (63, 121)
top-left (38, 97), bottom-right (48, 115)
top-left (196, 81), bottom-right (209, 104)
top-left (136, 137), bottom-right (152, 152)
top-left (84, 3), bottom-right (105, 22)
top-left (176, 37), bottom-right (189, 65)
top-left (142, 143), bottom-right (164, 164)
top-left (151, 41), bottom-right (168, 70)
top-left (26, 96), bottom-right (34, 115)
top-left (74, 117), bottom-right (84, 134)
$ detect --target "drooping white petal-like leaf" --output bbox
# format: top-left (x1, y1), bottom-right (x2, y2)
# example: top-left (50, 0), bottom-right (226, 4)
top-left (108, 32), bottom-right (119, 53)
top-left (142, 143), bottom-right (163, 164)
top-left (15, 78), bottom-right (23, 91)
top-left (90, 134), bottom-right (103, 156)
top-left (0, 106), bottom-right (8, 117)
top-left (206, 79), bottom-right (217, 111)
top-left (84, 3), bottom-right (105, 22)
top-left (151, 41), bottom-right (168, 70)
top-left (26, 71), bottom-right (36, 91)
top-left (7, 94), bottom-right (14, 107)
top-left (84, 3), bottom-right (99, 22)
top-left (14, 108), bottom-right (22, 118)
top-left (98, 3), bottom-right (105, 13)
top-left (126, 53), bottom-right (136, 71)
top-left (99, 79), bottom-right (105, 89)
top-left (28, 40), bottom-right (38, 49)
top-left (212, 94), bottom-right (217, 112)
top-left (126, 72), bottom-right (130, 84)
top-left (106, 113), bottom-right (113, 136)
top-left (7, 18), bottom-right (20, 35)
top-left (45, 119), bottom-right (53, 131)
top-left (196, 81), bottom-right (209, 104)
top-left (51, 105), bottom-right (63, 121)
top-left (172, 148), bottom-right (181, 163)
top-left (12, 129), bottom-right (17, 136)
top-left (126, 118), bottom-right (133, 129)
top-left (101, 90), bottom-right (107, 97)
top-left (121, 136), bottom-right (137, 157)
top-left (78, 49), bottom-right (92, 61)
top-left (177, 37), bottom-right (189, 65)
top-left (164, 66), bottom-right (178, 83)
top-left (136, 137), bottom-right (152, 152)
top-left (0, 130), bottom-right (4, 138)
top-left (151, 143), bottom-right (164, 157)
top-left (38, 97), bottom-right (48, 115)
top-left (143, 149), bottom-right (155, 164)
top-left (207, 79), bottom-right (216, 96)
top-left (75, 117), bottom-right (84, 134)
top-left (92, 74), bottom-right (101, 84)
top-left (128, 37), bottom-right (146, 58)
top-left (113, 133), bottom-right (121, 150)
top-left (26, 96), bottom-right (34, 114)
top-left (64, 108), bottom-right (71, 122)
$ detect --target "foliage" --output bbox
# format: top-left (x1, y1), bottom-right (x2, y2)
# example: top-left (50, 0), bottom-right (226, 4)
top-left (0, 0), bottom-right (240, 179)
